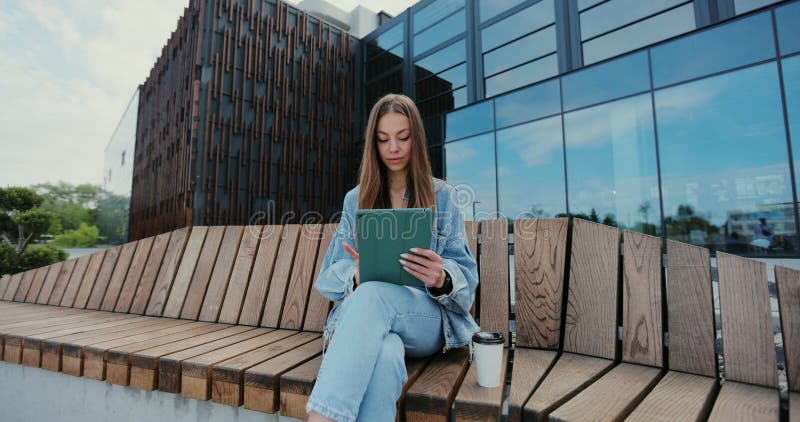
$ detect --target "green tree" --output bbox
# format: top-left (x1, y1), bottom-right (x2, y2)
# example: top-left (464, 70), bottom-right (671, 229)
top-left (52, 222), bottom-right (99, 248)
top-left (34, 182), bottom-right (102, 232)
top-left (0, 187), bottom-right (54, 254)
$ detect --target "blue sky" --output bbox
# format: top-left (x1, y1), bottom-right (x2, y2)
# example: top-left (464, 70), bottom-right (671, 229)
top-left (0, 0), bottom-right (413, 189)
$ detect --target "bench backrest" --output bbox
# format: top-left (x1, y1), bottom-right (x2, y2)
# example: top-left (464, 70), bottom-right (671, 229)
top-left (776, 265), bottom-right (799, 394)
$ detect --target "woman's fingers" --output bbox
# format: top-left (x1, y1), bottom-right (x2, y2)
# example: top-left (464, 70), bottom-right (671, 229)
top-left (342, 242), bottom-right (359, 261)
top-left (403, 264), bottom-right (438, 288)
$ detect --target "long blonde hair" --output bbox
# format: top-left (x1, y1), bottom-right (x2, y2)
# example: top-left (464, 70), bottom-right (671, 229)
top-left (358, 94), bottom-right (435, 210)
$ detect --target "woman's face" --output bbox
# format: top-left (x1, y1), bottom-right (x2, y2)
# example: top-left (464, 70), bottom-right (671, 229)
top-left (376, 112), bottom-right (412, 174)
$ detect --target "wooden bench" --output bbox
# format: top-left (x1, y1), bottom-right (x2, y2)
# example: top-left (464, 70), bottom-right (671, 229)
top-left (0, 217), bottom-right (797, 421)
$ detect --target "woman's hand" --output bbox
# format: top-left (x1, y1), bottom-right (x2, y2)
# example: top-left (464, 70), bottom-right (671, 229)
top-left (343, 242), bottom-right (360, 285)
top-left (399, 248), bottom-right (446, 289)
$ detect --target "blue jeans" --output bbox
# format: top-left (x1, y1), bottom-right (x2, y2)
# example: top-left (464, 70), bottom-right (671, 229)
top-left (306, 282), bottom-right (444, 422)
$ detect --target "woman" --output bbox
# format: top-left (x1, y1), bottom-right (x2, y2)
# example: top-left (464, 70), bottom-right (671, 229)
top-left (307, 94), bottom-right (480, 422)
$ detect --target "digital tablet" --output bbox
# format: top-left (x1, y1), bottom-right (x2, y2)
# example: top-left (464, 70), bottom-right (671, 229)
top-left (355, 207), bottom-right (434, 288)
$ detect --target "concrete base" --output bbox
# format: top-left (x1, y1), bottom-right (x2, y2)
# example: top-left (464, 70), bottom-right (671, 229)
top-left (0, 361), bottom-right (304, 422)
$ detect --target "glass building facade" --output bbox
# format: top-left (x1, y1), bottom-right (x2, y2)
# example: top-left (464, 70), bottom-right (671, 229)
top-left (362, 0), bottom-right (800, 257)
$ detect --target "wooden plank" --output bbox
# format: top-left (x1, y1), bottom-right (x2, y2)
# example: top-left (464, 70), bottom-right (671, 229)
top-left (198, 226), bottom-right (245, 322)
top-left (129, 232), bottom-right (172, 314)
top-left (238, 225), bottom-right (282, 326)
top-left (716, 252), bottom-right (777, 387)
top-left (48, 259), bottom-right (77, 305)
top-left (99, 241), bottom-right (139, 311)
top-left (162, 226), bottom-right (208, 318)
top-left (514, 218), bottom-right (567, 349)
top-left (0, 274), bottom-right (10, 298)
top-left (549, 363), bottom-right (661, 422)
top-left (626, 371), bottom-right (717, 422)
top-left (24, 266), bottom-right (50, 303)
top-left (563, 218), bottom-right (620, 359)
top-left (302, 223), bottom-right (336, 332)
top-left (2, 273), bottom-right (22, 301)
top-left (181, 329), bottom-right (295, 400)
top-left (59, 254), bottom-right (92, 307)
top-left (146, 227), bottom-right (191, 316)
top-left (280, 224), bottom-right (322, 330)
top-left (0, 307), bottom-right (84, 328)
top-left (507, 348), bottom-right (558, 422)
top-left (522, 352), bottom-right (613, 421)
top-left (465, 221), bottom-right (478, 259)
top-left (790, 392), bottom-right (798, 422)
top-left (114, 236), bottom-right (155, 313)
top-left (665, 240), bottom-right (716, 377)
top-left (218, 226), bottom-right (263, 324)
top-left (243, 337), bottom-right (323, 413)
top-left (212, 332), bottom-right (319, 406)
top-left (405, 347), bottom-right (471, 420)
top-left (453, 348), bottom-right (509, 421)
top-left (129, 325), bottom-right (254, 391)
top-left (106, 323), bottom-right (230, 386)
top-left (72, 251), bottom-right (106, 309)
top-left (36, 261), bottom-right (63, 304)
top-left (85, 246), bottom-right (120, 309)
top-left (479, 219), bottom-right (509, 346)
top-left (180, 226), bottom-right (226, 320)
top-left (158, 327), bottom-right (270, 394)
top-left (776, 265), bottom-right (800, 392)
top-left (707, 381), bottom-right (779, 421)
top-left (260, 225), bottom-right (301, 327)
top-left (280, 355), bottom-right (323, 419)
top-left (13, 270), bottom-right (36, 302)
top-left (621, 230), bottom-right (663, 367)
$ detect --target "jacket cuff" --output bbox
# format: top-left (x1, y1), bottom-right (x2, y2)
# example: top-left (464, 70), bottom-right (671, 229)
top-left (426, 269), bottom-right (453, 296)
top-left (426, 260), bottom-right (464, 302)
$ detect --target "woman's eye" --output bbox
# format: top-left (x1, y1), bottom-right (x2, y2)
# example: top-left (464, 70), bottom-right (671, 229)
top-left (399, 137), bottom-right (410, 141)
top-left (378, 138), bottom-right (388, 143)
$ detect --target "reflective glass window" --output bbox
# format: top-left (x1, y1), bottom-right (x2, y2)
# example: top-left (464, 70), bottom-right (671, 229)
top-left (479, 0), bottom-right (528, 22)
top-left (481, 1), bottom-right (555, 51)
top-left (365, 71), bottom-right (403, 109)
top-left (414, 8), bottom-right (465, 56)
top-left (580, 0), bottom-right (689, 40)
top-left (414, 39), bottom-right (466, 77)
top-left (578, 0), bottom-right (605, 11)
top-left (485, 53), bottom-right (559, 97)
top-left (414, 0), bottom-right (464, 33)
top-left (562, 51), bottom-right (649, 111)
top-left (484, 26), bottom-right (557, 76)
top-left (366, 44), bottom-right (404, 79)
top-left (497, 116), bottom-right (567, 218)
top-left (444, 133), bottom-right (498, 220)
top-left (783, 56), bottom-right (800, 213)
top-left (446, 101), bottom-right (494, 141)
top-left (418, 88), bottom-right (466, 118)
top-left (656, 62), bottom-right (795, 254)
top-left (494, 79), bottom-right (561, 129)
top-left (651, 12), bottom-right (775, 88)
top-left (416, 63), bottom-right (467, 101)
top-left (777, 1), bottom-right (800, 55)
top-left (735, 0), bottom-right (784, 14)
top-left (564, 93), bottom-right (661, 234)
top-left (582, 3), bottom-right (695, 65)
top-left (366, 23), bottom-right (404, 61)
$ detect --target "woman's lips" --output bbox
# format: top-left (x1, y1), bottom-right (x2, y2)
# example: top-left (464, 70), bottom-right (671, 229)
top-left (388, 157), bottom-right (403, 163)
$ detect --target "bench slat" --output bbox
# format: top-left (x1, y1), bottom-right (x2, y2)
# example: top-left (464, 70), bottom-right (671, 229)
top-left (622, 230), bottom-right (663, 367)
top-left (0, 274), bottom-right (10, 298)
top-left (217, 226), bottom-right (263, 324)
top-left (129, 325), bottom-right (254, 391)
top-left (280, 224), bottom-right (323, 330)
top-left (626, 371), bottom-right (717, 422)
top-left (13, 269), bottom-right (37, 302)
top-left (237, 225), bottom-right (283, 326)
top-left (507, 348), bottom-right (557, 422)
top-left (665, 240), bottom-right (716, 377)
top-left (86, 246), bottom-right (120, 309)
top-left (115, 236), bottom-right (156, 313)
top-left (37, 262), bottom-right (63, 304)
top-left (522, 352), bottom-right (612, 421)
top-left (261, 225), bottom-right (302, 327)
top-left (24, 266), bottom-right (50, 303)
top-left (776, 265), bottom-right (800, 392)
top-left (199, 226), bottom-right (246, 322)
top-left (405, 346), bottom-right (471, 420)
top-left (211, 332), bottom-right (320, 406)
top-left (514, 218), bottom-right (567, 349)
top-left (453, 348), bottom-right (509, 421)
top-left (60, 254), bottom-right (92, 307)
top-left (563, 218), bottom-right (619, 359)
top-left (48, 259), bottom-right (78, 305)
top-left (162, 227), bottom-right (208, 318)
top-left (716, 252), bottom-right (777, 387)
top-left (99, 242), bottom-right (139, 311)
top-left (549, 363), bottom-right (661, 422)
top-left (302, 223), bottom-right (337, 332)
top-left (707, 381), bottom-right (779, 421)
top-left (279, 355), bottom-right (324, 418)
top-left (790, 392), bottom-right (798, 422)
top-left (127, 232), bottom-right (171, 314)
top-left (180, 226), bottom-right (226, 319)
top-left (73, 251), bottom-right (107, 308)
top-left (145, 227), bottom-right (191, 316)
top-left (479, 219), bottom-right (509, 346)
top-left (465, 220), bottom-right (478, 317)
top-left (2, 273), bottom-right (22, 301)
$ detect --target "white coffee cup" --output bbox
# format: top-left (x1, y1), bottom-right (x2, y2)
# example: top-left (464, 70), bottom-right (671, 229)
top-left (471, 331), bottom-right (504, 388)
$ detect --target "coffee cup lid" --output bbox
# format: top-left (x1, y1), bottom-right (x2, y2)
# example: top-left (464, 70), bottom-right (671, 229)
top-left (472, 331), bottom-right (504, 345)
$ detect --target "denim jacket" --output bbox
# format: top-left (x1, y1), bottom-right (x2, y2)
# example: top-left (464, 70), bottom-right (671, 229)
top-left (314, 177), bottom-right (480, 353)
